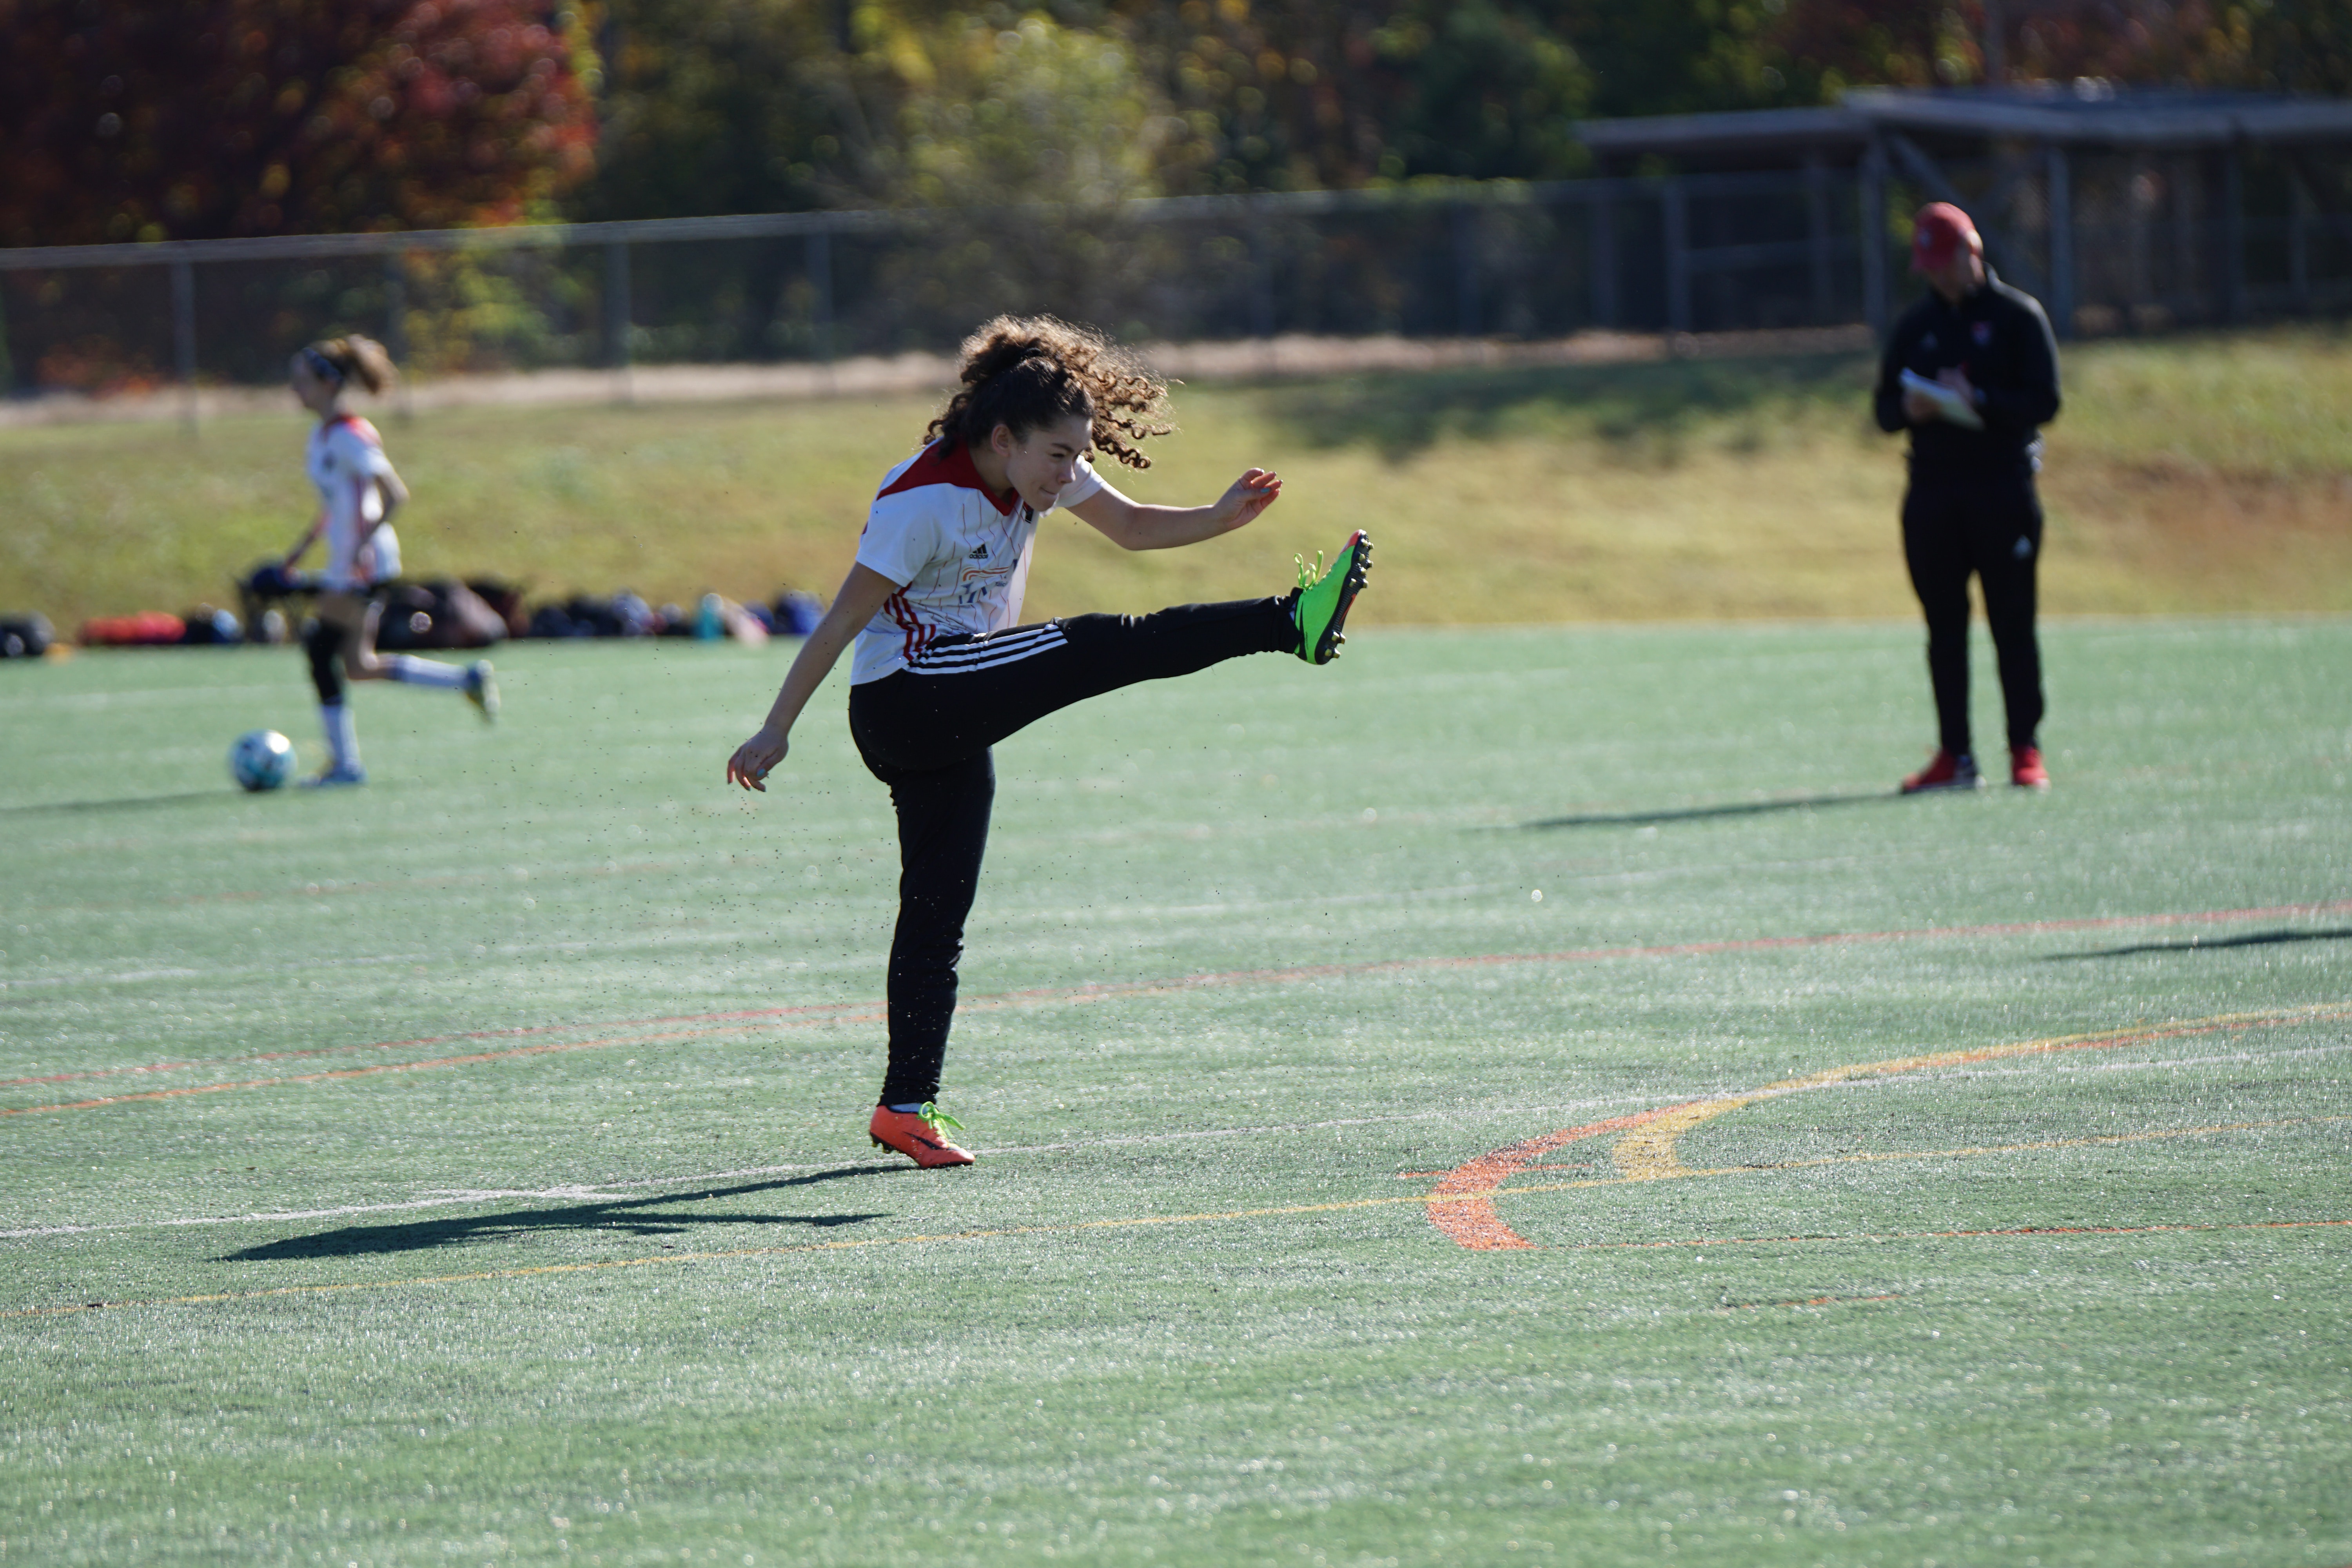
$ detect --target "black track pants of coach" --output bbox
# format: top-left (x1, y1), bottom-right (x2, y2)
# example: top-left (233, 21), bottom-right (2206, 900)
top-left (849, 596), bottom-right (1296, 1106)
top-left (1901, 477), bottom-right (2045, 759)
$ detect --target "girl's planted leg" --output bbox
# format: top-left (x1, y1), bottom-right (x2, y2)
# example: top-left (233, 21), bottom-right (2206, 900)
top-left (863, 748), bottom-right (994, 1167)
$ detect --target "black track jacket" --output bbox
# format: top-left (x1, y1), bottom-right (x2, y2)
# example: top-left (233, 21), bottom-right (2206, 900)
top-left (1873, 270), bottom-right (2061, 483)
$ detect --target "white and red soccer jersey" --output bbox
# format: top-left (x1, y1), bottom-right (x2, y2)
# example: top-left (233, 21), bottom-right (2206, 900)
top-left (848, 439), bottom-right (1105, 684)
top-left (305, 413), bottom-right (401, 592)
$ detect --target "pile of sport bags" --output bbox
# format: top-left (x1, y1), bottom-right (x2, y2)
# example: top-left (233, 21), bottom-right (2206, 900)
top-left (0, 566), bottom-right (826, 658)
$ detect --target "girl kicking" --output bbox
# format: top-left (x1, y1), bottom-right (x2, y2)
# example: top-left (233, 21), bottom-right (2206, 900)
top-left (726, 315), bottom-right (1370, 1167)
top-left (282, 335), bottom-right (496, 785)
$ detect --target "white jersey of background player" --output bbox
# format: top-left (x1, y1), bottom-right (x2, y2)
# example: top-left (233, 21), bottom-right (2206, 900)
top-left (306, 409), bottom-right (404, 592)
top-left (281, 336), bottom-right (496, 785)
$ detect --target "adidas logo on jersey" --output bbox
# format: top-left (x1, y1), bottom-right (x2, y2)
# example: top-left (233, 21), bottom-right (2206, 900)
top-left (969, 543), bottom-right (990, 560)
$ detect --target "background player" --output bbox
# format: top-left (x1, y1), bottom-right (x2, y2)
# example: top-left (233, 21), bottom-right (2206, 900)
top-left (725, 315), bottom-right (1370, 1167)
top-left (282, 336), bottom-right (496, 786)
top-left (1875, 203), bottom-right (2061, 793)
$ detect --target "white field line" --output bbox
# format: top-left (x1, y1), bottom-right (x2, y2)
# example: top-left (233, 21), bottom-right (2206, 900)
top-left (9, 1035), bottom-right (2347, 1241)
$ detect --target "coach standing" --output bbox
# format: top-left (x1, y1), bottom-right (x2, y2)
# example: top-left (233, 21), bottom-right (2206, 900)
top-left (1876, 202), bottom-right (2060, 793)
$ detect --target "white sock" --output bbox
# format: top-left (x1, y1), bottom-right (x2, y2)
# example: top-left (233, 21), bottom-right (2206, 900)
top-left (321, 702), bottom-right (360, 771)
top-left (387, 654), bottom-right (469, 691)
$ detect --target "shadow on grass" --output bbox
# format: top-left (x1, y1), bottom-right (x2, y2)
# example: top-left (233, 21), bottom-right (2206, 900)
top-left (1521, 789), bottom-right (1895, 831)
top-left (1261, 353), bottom-right (1871, 457)
top-left (218, 1167), bottom-right (900, 1262)
top-left (2040, 927), bottom-right (2352, 961)
top-left (0, 791), bottom-right (231, 815)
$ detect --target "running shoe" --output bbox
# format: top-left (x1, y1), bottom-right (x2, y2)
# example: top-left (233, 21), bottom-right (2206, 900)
top-left (465, 660), bottom-right (500, 721)
top-left (869, 1103), bottom-right (974, 1168)
top-left (301, 764), bottom-right (368, 788)
top-left (1899, 749), bottom-right (1980, 794)
top-left (1289, 529), bottom-right (1372, 665)
top-left (2010, 745), bottom-right (2049, 790)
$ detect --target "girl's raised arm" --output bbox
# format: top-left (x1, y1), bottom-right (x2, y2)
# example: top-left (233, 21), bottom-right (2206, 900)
top-left (725, 562), bottom-right (903, 791)
top-left (1067, 468), bottom-right (1280, 552)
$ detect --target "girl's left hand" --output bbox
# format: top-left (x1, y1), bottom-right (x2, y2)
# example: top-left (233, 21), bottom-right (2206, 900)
top-left (1213, 469), bottom-right (1282, 532)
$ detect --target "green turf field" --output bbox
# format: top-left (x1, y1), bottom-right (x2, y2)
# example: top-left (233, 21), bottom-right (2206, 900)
top-left (4, 619), bottom-right (2348, 1566)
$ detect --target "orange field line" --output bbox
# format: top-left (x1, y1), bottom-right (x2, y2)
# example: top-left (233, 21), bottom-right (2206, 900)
top-left (1549, 1217), bottom-right (2352, 1255)
top-left (0, 999), bottom-right (879, 1092)
top-left (0, 1018), bottom-right (880, 1115)
top-left (13, 897), bottom-right (2348, 1096)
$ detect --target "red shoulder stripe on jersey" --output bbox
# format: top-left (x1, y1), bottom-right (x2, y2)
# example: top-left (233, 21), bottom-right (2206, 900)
top-left (325, 413), bottom-right (383, 446)
top-left (875, 439), bottom-right (1016, 517)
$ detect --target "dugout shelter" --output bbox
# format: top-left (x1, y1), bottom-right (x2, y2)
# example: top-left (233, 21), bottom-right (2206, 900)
top-left (1577, 83), bottom-right (2352, 338)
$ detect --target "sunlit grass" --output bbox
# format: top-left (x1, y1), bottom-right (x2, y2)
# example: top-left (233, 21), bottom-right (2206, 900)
top-left (4, 325), bottom-right (2347, 630)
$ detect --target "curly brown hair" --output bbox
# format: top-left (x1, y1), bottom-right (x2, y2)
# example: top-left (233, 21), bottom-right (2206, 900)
top-left (926, 315), bottom-right (1172, 470)
top-left (305, 334), bottom-right (398, 395)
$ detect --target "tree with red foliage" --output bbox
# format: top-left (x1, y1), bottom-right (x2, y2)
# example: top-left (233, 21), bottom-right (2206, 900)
top-left (0, 0), bottom-right (596, 248)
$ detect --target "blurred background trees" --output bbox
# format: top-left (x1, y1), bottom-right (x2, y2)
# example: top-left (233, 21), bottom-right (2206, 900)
top-left (2, 0), bottom-right (2345, 242)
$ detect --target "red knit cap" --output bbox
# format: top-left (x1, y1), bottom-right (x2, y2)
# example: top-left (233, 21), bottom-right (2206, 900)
top-left (1911, 203), bottom-right (1982, 272)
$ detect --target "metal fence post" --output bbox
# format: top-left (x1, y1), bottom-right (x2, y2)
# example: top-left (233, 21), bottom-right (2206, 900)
top-left (2219, 145), bottom-right (2246, 322)
top-left (1452, 202), bottom-right (1479, 338)
top-left (1247, 209), bottom-right (1276, 341)
top-left (384, 252), bottom-right (413, 421)
top-left (1663, 179), bottom-right (1691, 336)
top-left (604, 239), bottom-right (632, 398)
top-left (806, 228), bottom-right (835, 362)
top-left (2290, 169), bottom-right (2312, 310)
top-left (171, 255), bottom-right (198, 433)
top-left (1861, 136), bottom-right (1889, 337)
top-left (1806, 154), bottom-right (1834, 323)
top-left (1590, 185), bottom-right (1619, 329)
top-left (2045, 144), bottom-right (2074, 338)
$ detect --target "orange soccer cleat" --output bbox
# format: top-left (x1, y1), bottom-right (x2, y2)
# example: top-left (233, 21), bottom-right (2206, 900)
top-left (2010, 745), bottom-right (2050, 790)
top-left (868, 1103), bottom-right (975, 1168)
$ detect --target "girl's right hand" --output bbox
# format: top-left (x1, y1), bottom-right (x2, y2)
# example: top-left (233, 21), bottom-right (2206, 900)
top-left (1212, 468), bottom-right (1282, 532)
top-left (726, 727), bottom-right (788, 791)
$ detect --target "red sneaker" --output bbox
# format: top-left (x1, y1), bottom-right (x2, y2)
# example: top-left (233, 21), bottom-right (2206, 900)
top-left (869, 1103), bottom-right (975, 1167)
top-left (2011, 746), bottom-right (2050, 790)
top-left (1900, 749), bottom-right (1982, 794)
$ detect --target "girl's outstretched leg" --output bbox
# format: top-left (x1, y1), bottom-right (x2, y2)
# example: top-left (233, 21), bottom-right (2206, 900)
top-left (866, 748), bottom-right (993, 1166)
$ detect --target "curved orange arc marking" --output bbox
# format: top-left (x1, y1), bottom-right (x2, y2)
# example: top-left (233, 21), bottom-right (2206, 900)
top-left (1428, 1003), bottom-right (2352, 1250)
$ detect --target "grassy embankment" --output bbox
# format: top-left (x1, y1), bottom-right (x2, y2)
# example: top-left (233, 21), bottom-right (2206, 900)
top-left (2, 325), bottom-right (2347, 631)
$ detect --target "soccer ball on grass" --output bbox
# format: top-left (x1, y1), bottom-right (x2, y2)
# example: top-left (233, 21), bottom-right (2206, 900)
top-left (229, 729), bottom-right (298, 792)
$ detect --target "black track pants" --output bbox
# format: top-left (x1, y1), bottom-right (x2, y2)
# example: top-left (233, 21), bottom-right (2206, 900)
top-left (849, 597), bottom-right (1297, 1105)
top-left (1901, 476), bottom-right (2045, 758)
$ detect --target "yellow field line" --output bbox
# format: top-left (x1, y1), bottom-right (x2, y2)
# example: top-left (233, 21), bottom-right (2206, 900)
top-left (1609, 1004), bottom-right (2352, 1183)
top-left (9, 1112), bottom-right (2346, 1321)
top-left (1488, 1111), bottom-right (2352, 1195)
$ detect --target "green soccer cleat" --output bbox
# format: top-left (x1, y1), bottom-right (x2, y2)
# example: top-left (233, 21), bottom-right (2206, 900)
top-left (1288, 529), bottom-right (1372, 665)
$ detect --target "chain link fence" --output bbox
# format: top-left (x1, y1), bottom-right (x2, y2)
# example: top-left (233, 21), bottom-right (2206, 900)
top-left (3, 156), bottom-right (2345, 415)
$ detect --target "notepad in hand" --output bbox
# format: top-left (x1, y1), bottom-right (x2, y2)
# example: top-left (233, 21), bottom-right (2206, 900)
top-left (1901, 369), bottom-right (1985, 430)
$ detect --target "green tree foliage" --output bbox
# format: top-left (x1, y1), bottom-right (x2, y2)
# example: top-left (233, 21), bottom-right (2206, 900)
top-left (572, 0), bottom-right (849, 219)
top-left (0, 0), bottom-right (596, 247)
top-left (1098, 0), bottom-right (1592, 189)
top-left (581, 1), bottom-right (1165, 216)
top-left (901, 16), bottom-right (1165, 204)
top-left (1760, 0), bottom-right (2352, 97)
